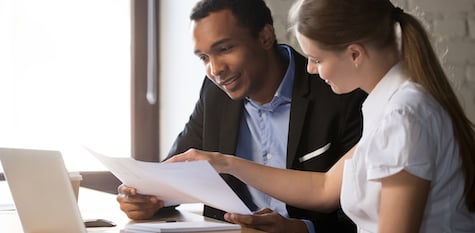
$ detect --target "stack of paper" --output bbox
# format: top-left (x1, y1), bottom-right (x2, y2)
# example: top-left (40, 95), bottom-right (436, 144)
top-left (122, 221), bottom-right (240, 233)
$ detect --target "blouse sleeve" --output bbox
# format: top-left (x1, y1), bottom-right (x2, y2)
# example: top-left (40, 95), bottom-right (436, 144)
top-left (365, 108), bottom-right (435, 181)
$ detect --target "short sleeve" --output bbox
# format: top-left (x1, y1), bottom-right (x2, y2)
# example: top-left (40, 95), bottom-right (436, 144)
top-left (365, 109), bottom-right (435, 181)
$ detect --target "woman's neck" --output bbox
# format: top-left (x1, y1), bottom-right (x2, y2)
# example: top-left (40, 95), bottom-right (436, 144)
top-left (361, 46), bottom-right (400, 93)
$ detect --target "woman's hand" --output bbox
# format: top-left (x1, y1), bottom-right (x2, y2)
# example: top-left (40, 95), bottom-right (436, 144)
top-left (166, 148), bottom-right (234, 173)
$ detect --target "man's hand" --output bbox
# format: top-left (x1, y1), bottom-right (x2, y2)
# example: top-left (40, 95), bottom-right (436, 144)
top-left (224, 208), bottom-right (309, 233)
top-left (116, 184), bottom-right (164, 220)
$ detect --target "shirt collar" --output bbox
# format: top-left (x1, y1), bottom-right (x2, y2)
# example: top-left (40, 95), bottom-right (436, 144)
top-left (362, 62), bottom-right (407, 128)
top-left (274, 45), bottom-right (295, 101)
top-left (245, 45), bottom-right (295, 111)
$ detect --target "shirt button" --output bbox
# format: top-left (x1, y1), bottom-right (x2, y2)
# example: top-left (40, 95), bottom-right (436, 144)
top-left (266, 153), bottom-right (272, 160)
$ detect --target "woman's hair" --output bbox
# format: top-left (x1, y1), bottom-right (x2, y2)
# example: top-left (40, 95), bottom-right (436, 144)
top-left (290, 0), bottom-right (475, 211)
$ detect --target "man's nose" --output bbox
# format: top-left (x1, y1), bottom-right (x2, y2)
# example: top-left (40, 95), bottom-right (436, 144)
top-left (209, 57), bottom-right (225, 77)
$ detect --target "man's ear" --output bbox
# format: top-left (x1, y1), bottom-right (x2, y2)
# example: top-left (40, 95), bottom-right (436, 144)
top-left (259, 24), bottom-right (276, 49)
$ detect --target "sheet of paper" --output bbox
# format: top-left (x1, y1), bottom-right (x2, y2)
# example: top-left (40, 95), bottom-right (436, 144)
top-left (123, 221), bottom-right (241, 233)
top-left (86, 147), bottom-right (251, 215)
top-left (0, 204), bottom-right (15, 211)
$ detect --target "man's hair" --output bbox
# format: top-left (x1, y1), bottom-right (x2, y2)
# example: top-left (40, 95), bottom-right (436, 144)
top-left (190, 0), bottom-right (274, 37)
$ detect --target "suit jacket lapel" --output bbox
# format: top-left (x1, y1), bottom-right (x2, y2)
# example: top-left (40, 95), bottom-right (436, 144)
top-left (287, 50), bottom-right (311, 167)
top-left (217, 99), bottom-right (257, 210)
top-left (219, 98), bottom-right (243, 155)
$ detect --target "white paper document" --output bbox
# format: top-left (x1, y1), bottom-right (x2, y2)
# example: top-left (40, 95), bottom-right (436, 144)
top-left (122, 221), bottom-right (241, 233)
top-left (86, 148), bottom-right (251, 215)
top-left (0, 203), bottom-right (15, 211)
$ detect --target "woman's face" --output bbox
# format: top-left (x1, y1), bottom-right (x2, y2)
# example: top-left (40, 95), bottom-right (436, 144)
top-left (296, 31), bottom-right (360, 94)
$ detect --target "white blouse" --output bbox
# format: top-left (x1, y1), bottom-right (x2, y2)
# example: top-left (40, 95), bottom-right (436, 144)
top-left (340, 64), bottom-right (475, 233)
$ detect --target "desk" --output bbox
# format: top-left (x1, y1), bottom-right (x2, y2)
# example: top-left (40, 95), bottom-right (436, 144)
top-left (0, 181), bottom-right (263, 233)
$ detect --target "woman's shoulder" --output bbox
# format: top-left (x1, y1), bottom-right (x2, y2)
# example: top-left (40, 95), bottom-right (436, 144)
top-left (387, 81), bottom-right (443, 119)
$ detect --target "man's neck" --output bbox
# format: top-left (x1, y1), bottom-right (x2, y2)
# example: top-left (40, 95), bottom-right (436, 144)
top-left (250, 46), bottom-right (289, 104)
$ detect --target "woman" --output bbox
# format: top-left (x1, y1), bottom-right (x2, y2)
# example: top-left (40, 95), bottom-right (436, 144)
top-left (169, 0), bottom-right (475, 232)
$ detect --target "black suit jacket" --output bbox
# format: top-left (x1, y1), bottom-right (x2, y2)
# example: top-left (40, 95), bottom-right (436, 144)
top-left (167, 46), bottom-right (366, 233)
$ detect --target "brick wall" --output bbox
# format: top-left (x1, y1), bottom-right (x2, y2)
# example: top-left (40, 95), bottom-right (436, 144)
top-left (266, 0), bottom-right (475, 124)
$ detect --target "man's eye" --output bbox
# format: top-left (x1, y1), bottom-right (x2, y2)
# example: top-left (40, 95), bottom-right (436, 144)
top-left (199, 55), bottom-right (208, 62)
top-left (219, 45), bottom-right (233, 52)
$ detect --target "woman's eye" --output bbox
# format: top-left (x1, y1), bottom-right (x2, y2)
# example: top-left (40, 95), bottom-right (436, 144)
top-left (309, 57), bottom-right (320, 64)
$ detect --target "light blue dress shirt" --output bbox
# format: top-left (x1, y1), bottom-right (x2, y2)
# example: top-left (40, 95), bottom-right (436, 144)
top-left (235, 45), bottom-right (315, 233)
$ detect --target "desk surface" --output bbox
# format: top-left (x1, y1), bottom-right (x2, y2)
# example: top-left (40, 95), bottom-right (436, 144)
top-left (0, 181), bottom-right (263, 233)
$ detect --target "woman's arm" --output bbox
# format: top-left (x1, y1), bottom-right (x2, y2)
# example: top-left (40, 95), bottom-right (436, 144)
top-left (378, 170), bottom-right (430, 233)
top-left (169, 146), bottom-right (356, 212)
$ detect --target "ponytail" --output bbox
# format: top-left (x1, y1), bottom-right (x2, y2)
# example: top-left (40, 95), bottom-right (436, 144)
top-left (398, 11), bottom-right (475, 211)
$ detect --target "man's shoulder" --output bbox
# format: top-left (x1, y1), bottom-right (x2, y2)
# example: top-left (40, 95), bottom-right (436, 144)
top-left (280, 44), bottom-right (306, 62)
top-left (201, 77), bottom-right (225, 95)
top-left (282, 44), bottom-right (318, 81)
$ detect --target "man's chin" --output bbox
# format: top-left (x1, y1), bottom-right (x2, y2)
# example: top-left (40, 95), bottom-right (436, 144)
top-left (224, 90), bottom-right (246, 100)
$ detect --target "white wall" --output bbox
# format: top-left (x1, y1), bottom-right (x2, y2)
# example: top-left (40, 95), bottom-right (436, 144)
top-left (159, 0), bottom-right (203, 157)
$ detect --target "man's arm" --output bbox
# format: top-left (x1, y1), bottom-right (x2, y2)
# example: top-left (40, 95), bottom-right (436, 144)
top-left (117, 78), bottom-right (209, 219)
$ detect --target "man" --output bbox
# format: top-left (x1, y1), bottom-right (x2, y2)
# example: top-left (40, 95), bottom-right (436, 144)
top-left (117, 0), bottom-right (366, 232)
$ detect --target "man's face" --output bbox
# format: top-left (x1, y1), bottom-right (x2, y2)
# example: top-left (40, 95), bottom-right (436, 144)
top-left (192, 9), bottom-right (271, 100)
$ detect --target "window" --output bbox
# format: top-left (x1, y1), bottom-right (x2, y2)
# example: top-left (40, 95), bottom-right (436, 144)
top-left (0, 0), bottom-right (131, 172)
top-left (0, 0), bottom-right (204, 192)
top-left (158, 0), bottom-right (204, 159)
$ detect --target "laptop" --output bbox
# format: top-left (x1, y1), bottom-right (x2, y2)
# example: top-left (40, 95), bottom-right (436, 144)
top-left (0, 147), bottom-right (87, 233)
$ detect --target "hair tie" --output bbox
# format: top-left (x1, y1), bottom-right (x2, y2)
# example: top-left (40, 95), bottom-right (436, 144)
top-left (392, 6), bottom-right (404, 21)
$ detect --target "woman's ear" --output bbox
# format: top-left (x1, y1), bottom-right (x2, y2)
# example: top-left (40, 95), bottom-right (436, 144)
top-left (347, 44), bottom-right (365, 68)
top-left (259, 24), bottom-right (276, 49)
